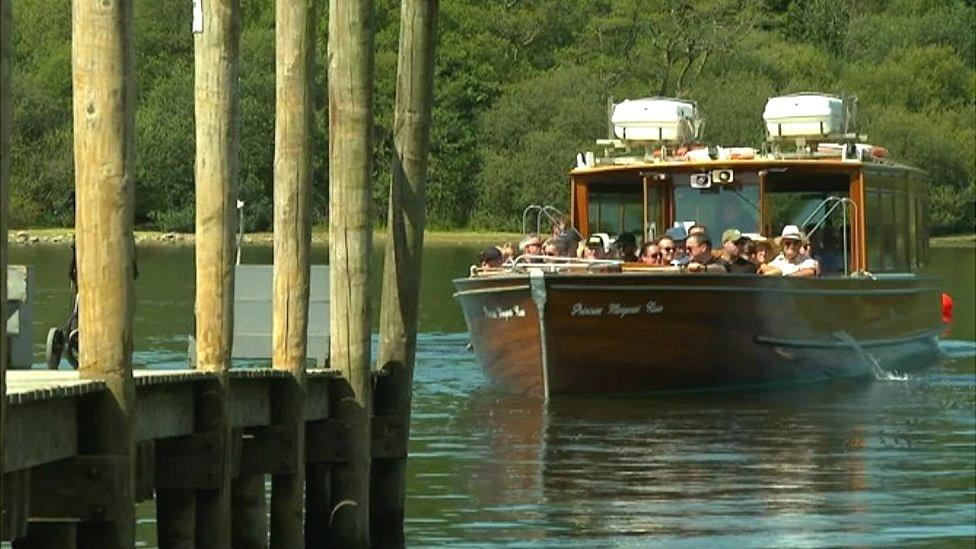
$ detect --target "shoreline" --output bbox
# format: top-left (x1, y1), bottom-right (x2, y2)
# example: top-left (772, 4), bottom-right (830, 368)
top-left (6, 228), bottom-right (522, 246)
top-left (7, 228), bottom-right (975, 248)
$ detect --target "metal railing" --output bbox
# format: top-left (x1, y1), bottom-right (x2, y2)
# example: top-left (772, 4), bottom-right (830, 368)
top-left (799, 195), bottom-right (857, 276)
top-left (520, 204), bottom-right (581, 240)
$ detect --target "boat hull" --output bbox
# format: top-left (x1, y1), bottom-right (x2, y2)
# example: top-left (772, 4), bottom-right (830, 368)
top-left (454, 273), bottom-right (943, 398)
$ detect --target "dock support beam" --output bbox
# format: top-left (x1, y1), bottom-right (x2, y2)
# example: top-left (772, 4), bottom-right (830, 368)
top-left (71, 0), bottom-right (138, 546)
top-left (327, 0), bottom-right (375, 545)
top-left (373, 0), bottom-right (438, 545)
top-left (193, 0), bottom-right (240, 547)
top-left (271, 0), bottom-right (314, 546)
top-left (0, 0), bottom-right (11, 529)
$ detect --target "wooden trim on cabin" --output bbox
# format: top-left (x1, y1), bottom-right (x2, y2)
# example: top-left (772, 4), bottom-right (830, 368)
top-left (573, 179), bottom-right (589, 237)
top-left (569, 178), bottom-right (576, 235)
top-left (758, 170), bottom-right (768, 235)
top-left (851, 171), bottom-right (867, 272)
top-left (642, 177), bottom-right (649, 241)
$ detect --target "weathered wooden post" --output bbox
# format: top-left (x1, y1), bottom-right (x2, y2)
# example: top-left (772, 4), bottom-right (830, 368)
top-left (372, 0), bottom-right (438, 545)
top-left (270, 0), bottom-right (314, 546)
top-left (193, 0), bottom-right (240, 547)
top-left (327, 0), bottom-right (375, 545)
top-left (0, 0), bottom-right (10, 525)
top-left (71, 0), bottom-right (137, 546)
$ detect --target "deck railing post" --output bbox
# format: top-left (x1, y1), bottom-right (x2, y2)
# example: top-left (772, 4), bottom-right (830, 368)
top-left (193, 0), bottom-right (241, 547)
top-left (327, 0), bottom-right (375, 545)
top-left (71, 0), bottom-right (138, 546)
top-left (373, 0), bottom-right (438, 545)
top-left (270, 0), bottom-right (314, 546)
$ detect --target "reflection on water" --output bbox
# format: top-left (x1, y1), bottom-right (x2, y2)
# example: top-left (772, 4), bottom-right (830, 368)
top-left (7, 242), bottom-right (976, 546)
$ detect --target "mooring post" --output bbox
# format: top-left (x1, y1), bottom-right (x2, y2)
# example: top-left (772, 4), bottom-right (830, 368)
top-left (71, 0), bottom-right (138, 546)
top-left (372, 1), bottom-right (438, 545)
top-left (327, 0), bottom-right (375, 545)
top-left (0, 0), bottom-right (10, 530)
top-left (193, 0), bottom-right (241, 547)
top-left (270, 0), bottom-right (314, 546)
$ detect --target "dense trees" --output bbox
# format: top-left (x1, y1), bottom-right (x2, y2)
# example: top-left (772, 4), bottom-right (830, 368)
top-left (7, 0), bottom-right (975, 233)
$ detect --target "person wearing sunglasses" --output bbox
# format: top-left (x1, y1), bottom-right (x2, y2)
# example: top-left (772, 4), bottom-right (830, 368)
top-left (760, 225), bottom-right (817, 277)
top-left (639, 242), bottom-right (664, 266)
top-left (684, 233), bottom-right (729, 274)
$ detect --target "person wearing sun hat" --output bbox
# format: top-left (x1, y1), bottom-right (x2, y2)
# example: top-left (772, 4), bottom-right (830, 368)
top-left (760, 225), bottom-right (818, 277)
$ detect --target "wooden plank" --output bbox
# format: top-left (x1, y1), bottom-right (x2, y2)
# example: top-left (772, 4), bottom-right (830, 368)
top-left (237, 425), bottom-right (296, 477)
top-left (227, 378), bottom-right (272, 428)
top-left (231, 475), bottom-right (267, 548)
top-left (154, 433), bottom-right (225, 490)
top-left (134, 384), bottom-right (196, 441)
top-left (3, 398), bottom-right (78, 473)
top-left (27, 456), bottom-right (127, 521)
top-left (1, 471), bottom-right (30, 541)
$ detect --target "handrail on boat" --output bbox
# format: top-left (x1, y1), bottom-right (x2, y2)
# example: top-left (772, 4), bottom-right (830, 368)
top-left (520, 204), bottom-right (582, 240)
top-left (799, 195), bottom-right (857, 276)
top-left (471, 254), bottom-right (623, 276)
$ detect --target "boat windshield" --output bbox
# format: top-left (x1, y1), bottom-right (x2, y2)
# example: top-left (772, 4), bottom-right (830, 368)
top-left (673, 171), bottom-right (760, 235)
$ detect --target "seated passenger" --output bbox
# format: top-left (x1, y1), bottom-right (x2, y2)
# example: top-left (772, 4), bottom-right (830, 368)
top-left (582, 235), bottom-right (608, 259)
top-left (688, 224), bottom-right (708, 237)
top-left (639, 242), bottom-right (663, 266)
top-left (478, 246), bottom-right (504, 269)
top-left (728, 239), bottom-right (759, 274)
top-left (665, 226), bottom-right (689, 265)
top-left (799, 241), bottom-right (822, 276)
top-left (720, 229), bottom-right (747, 262)
top-left (613, 232), bottom-right (639, 262)
top-left (498, 242), bottom-right (516, 262)
top-left (657, 237), bottom-right (678, 264)
top-left (519, 234), bottom-right (544, 257)
top-left (684, 234), bottom-right (729, 273)
top-left (755, 239), bottom-right (774, 266)
top-left (760, 225), bottom-right (818, 277)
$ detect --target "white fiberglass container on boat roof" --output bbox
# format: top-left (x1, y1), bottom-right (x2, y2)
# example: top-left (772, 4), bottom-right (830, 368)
top-left (611, 98), bottom-right (699, 142)
top-left (763, 94), bottom-right (845, 138)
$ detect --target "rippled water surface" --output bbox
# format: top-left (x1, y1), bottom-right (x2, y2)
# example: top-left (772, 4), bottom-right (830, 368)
top-left (9, 242), bottom-right (976, 547)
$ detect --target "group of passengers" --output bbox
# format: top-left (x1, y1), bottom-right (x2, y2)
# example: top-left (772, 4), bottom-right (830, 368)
top-left (479, 222), bottom-right (823, 277)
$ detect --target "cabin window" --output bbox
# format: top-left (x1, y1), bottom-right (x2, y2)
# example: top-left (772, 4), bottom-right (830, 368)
top-left (866, 188), bottom-right (883, 270)
top-left (763, 171), bottom-right (852, 275)
top-left (644, 183), bottom-right (663, 241)
top-left (865, 184), bottom-right (911, 272)
top-left (587, 187), bottom-right (643, 238)
top-left (915, 194), bottom-right (928, 267)
top-left (673, 171), bottom-right (760, 235)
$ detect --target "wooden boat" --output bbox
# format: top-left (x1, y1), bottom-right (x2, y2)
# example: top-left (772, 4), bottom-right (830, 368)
top-left (454, 95), bottom-right (944, 398)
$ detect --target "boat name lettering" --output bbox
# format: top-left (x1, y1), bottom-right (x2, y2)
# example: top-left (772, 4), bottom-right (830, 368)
top-left (483, 305), bottom-right (526, 321)
top-left (571, 301), bottom-right (664, 317)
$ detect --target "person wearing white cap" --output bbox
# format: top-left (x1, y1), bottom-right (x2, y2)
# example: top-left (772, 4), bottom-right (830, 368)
top-left (760, 225), bottom-right (818, 277)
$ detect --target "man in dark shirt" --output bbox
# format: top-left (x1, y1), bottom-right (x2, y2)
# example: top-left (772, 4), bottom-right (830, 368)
top-left (728, 239), bottom-right (760, 274)
top-left (684, 234), bottom-right (729, 273)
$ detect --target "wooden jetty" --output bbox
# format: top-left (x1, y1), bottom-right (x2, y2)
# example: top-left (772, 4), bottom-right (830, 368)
top-left (2, 367), bottom-right (408, 546)
top-left (0, 0), bottom-right (438, 546)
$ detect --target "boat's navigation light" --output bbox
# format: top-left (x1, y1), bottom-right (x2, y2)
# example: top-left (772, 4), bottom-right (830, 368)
top-left (711, 169), bottom-right (734, 184)
top-left (690, 173), bottom-right (712, 189)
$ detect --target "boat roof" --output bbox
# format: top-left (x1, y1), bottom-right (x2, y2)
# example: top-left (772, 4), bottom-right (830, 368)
top-left (569, 157), bottom-right (925, 177)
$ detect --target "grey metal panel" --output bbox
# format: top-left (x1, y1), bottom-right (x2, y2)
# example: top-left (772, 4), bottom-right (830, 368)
top-left (5, 266), bottom-right (34, 369)
top-left (231, 264), bottom-right (330, 365)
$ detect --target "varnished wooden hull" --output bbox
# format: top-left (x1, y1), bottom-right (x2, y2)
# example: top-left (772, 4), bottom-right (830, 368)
top-left (454, 273), bottom-right (943, 398)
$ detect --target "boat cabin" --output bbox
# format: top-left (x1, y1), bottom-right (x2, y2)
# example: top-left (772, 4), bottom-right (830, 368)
top-left (569, 94), bottom-right (929, 275)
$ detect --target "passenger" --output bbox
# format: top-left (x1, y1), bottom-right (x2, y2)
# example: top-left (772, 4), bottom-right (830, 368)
top-left (478, 246), bottom-right (505, 269)
top-left (543, 236), bottom-right (574, 258)
top-left (519, 234), bottom-right (544, 257)
top-left (639, 242), bottom-right (663, 266)
top-left (684, 234), bottom-right (729, 274)
top-left (498, 242), bottom-right (516, 262)
top-left (665, 226), bottom-right (689, 265)
top-left (582, 235), bottom-right (608, 259)
top-left (729, 239), bottom-right (759, 274)
top-left (760, 225), bottom-right (818, 277)
top-left (799, 240), bottom-right (822, 276)
top-left (613, 232), bottom-right (639, 262)
top-left (720, 229), bottom-right (747, 262)
top-left (688, 224), bottom-right (708, 238)
top-left (657, 237), bottom-right (678, 264)
top-left (755, 239), bottom-right (775, 266)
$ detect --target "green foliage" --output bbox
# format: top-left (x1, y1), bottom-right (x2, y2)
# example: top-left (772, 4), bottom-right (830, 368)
top-left (7, 0), bottom-right (975, 233)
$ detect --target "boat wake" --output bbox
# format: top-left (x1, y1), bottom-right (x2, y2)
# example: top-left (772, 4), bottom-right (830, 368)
top-left (939, 339), bottom-right (976, 360)
top-left (831, 331), bottom-right (909, 382)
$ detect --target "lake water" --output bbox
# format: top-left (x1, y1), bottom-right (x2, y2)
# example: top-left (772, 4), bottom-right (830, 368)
top-left (8, 242), bottom-right (976, 547)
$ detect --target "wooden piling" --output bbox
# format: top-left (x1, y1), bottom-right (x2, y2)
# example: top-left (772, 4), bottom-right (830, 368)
top-left (193, 0), bottom-right (241, 546)
top-left (373, 0), bottom-right (438, 545)
top-left (0, 0), bottom-right (10, 527)
top-left (231, 475), bottom-right (269, 548)
top-left (327, 0), bottom-right (375, 545)
top-left (71, 0), bottom-right (137, 546)
top-left (271, 0), bottom-right (314, 546)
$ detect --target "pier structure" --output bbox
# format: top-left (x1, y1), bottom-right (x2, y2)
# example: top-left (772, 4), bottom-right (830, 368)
top-left (1, 0), bottom-right (437, 547)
